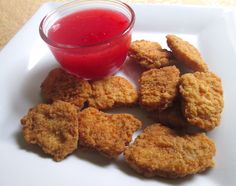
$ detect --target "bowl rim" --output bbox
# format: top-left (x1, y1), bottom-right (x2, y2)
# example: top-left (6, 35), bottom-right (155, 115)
top-left (39, 0), bottom-right (135, 49)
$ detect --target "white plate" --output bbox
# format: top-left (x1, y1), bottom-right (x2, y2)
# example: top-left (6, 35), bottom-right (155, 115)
top-left (1, 2), bottom-right (236, 186)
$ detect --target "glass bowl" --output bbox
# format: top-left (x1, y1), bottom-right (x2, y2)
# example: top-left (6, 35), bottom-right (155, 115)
top-left (39, 0), bottom-right (135, 79)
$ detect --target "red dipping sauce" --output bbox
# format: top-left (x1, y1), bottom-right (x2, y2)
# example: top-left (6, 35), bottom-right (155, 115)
top-left (40, 1), bottom-right (135, 79)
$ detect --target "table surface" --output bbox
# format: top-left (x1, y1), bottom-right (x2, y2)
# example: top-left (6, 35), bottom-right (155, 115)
top-left (0, 0), bottom-right (236, 49)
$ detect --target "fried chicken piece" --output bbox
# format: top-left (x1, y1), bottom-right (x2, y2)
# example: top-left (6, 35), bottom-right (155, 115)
top-left (139, 66), bottom-right (180, 110)
top-left (78, 107), bottom-right (142, 158)
top-left (20, 101), bottom-right (79, 161)
top-left (88, 76), bottom-right (138, 110)
top-left (179, 71), bottom-right (224, 131)
top-left (166, 34), bottom-right (208, 72)
top-left (124, 124), bottom-right (216, 178)
top-left (153, 100), bottom-right (188, 129)
top-left (41, 68), bottom-right (91, 109)
top-left (129, 40), bottom-right (176, 69)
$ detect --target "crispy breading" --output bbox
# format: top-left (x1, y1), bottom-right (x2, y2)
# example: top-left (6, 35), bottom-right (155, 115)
top-left (41, 68), bottom-right (91, 109)
top-left (88, 76), bottom-right (138, 110)
top-left (129, 40), bottom-right (176, 69)
top-left (166, 34), bottom-right (208, 72)
top-left (124, 124), bottom-right (216, 178)
top-left (153, 100), bottom-right (188, 129)
top-left (78, 107), bottom-right (142, 158)
top-left (179, 71), bottom-right (224, 131)
top-left (139, 66), bottom-right (180, 110)
top-left (20, 101), bottom-right (79, 161)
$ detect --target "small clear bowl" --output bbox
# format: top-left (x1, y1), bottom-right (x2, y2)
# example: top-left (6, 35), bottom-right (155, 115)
top-left (39, 0), bottom-right (135, 79)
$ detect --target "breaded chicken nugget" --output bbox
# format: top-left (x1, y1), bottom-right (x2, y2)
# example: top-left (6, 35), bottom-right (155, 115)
top-left (139, 66), bottom-right (180, 110)
top-left (78, 107), bottom-right (142, 158)
top-left (41, 68), bottom-right (91, 109)
top-left (88, 76), bottom-right (138, 110)
top-left (124, 124), bottom-right (216, 178)
top-left (153, 100), bottom-right (188, 129)
top-left (179, 71), bottom-right (224, 131)
top-left (166, 35), bottom-right (208, 72)
top-left (21, 101), bottom-right (79, 161)
top-left (129, 40), bottom-right (176, 69)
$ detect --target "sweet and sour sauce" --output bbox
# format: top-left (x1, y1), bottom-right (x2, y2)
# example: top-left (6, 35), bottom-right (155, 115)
top-left (47, 8), bottom-right (132, 79)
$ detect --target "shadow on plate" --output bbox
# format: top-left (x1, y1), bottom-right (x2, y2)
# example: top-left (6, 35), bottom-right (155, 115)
top-left (75, 148), bottom-right (112, 167)
top-left (14, 130), bottom-right (51, 160)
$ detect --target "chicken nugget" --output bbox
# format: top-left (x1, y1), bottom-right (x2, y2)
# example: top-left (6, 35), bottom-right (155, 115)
top-left (153, 100), bottom-right (188, 129)
top-left (166, 34), bottom-right (208, 72)
top-left (78, 107), bottom-right (142, 158)
top-left (124, 124), bottom-right (216, 178)
top-left (41, 68), bottom-right (91, 109)
top-left (139, 66), bottom-right (180, 110)
top-left (20, 101), bottom-right (79, 161)
top-left (179, 71), bottom-right (224, 131)
top-left (129, 40), bottom-right (176, 69)
top-left (88, 76), bottom-right (138, 110)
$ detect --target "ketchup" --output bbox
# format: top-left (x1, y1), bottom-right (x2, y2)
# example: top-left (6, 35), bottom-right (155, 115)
top-left (47, 9), bottom-right (132, 79)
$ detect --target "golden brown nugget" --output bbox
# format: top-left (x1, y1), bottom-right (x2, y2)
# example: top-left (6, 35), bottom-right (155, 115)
top-left (88, 76), bottom-right (138, 110)
top-left (129, 40), bottom-right (176, 69)
top-left (154, 101), bottom-right (188, 129)
top-left (21, 101), bottom-right (79, 161)
top-left (166, 34), bottom-right (208, 72)
top-left (124, 124), bottom-right (216, 178)
top-left (41, 68), bottom-right (91, 109)
top-left (179, 72), bottom-right (224, 131)
top-left (78, 107), bottom-right (142, 158)
top-left (139, 66), bottom-right (180, 110)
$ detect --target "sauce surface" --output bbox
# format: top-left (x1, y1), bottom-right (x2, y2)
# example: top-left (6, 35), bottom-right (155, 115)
top-left (48, 9), bottom-right (129, 46)
top-left (47, 8), bottom-right (132, 79)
